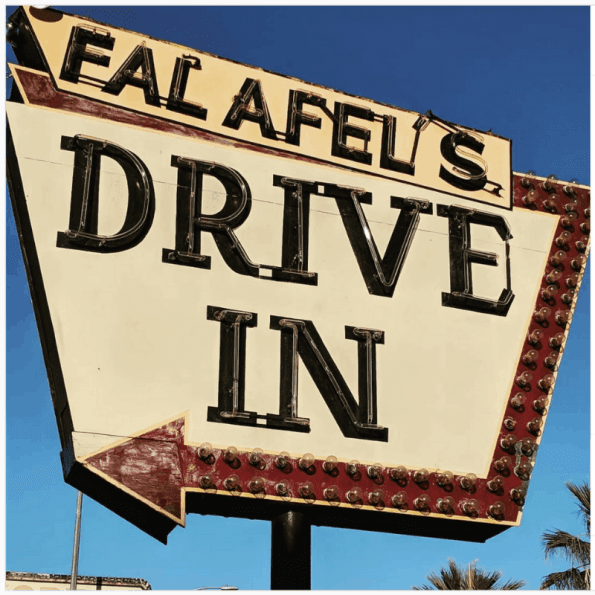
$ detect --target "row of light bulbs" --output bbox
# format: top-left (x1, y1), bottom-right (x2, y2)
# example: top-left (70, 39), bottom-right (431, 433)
top-left (196, 470), bottom-right (521, 520)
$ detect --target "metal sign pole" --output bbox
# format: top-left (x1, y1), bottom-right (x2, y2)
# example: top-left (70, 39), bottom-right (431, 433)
top-left (271, 510), bottom-right (311, 590)
top-left (69, 491), bottom-right (83, 590)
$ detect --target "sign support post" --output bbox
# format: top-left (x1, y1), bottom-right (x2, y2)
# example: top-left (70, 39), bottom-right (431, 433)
top-left (271, 510), bottom-right (311, 590)
top-left (69, 491), bottom-right (83, 590)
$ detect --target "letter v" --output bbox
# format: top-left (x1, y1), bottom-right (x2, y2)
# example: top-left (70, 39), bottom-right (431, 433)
top-left (320, 184), bottom-right (433, 297)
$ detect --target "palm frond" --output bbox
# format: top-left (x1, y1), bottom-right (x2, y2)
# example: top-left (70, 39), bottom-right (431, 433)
top-left (540, 567), bottom-right (590, 590)
top-left (542, 529), bottom-right (590, 567)
top-left (565, 482), bottom-right (590, 532)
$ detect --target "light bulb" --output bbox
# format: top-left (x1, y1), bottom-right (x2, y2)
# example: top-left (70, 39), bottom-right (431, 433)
top-left (275, 451), bottom-right (290, 470)
top-left (541, 285), bottom-right (558, 301)
top-left (368, 489), bottom-right (384, 506)
top-left (249, 448), bottom-right (264, 467)
top-left (489, 501), bottom-right (505, 519)
top-left (500, 434), bottom-right (517, 450)
top-left (503, 417), bottom-right (517, 431)
top-left (571, 255), bottom-right (587, 271)
top-left (224, 475), bottom-right (240, 491)
top-left (544, 351), bottom-right (560, 368)
top-left (493, 457), bottom-right (511, 473)
top-left (549, 332), bottom-right (565, 348)
top-left (413, 469), bottom-right (429, 483)
top-left (322, 455), bottom-right (338, 473)
top-left (199, 474), bottom-right (214, 489)
top-left (533, 307), bottom-right (551, 323)
top-left (275, 480), bottom-right (290, 497)
top-left (391, 491), bottom-right (408, 508)
top-left (346, 487), bottom-right (362, 503)
top-left (527, 417), bottom-right (542, 434)
top-left (462, 499), bottom-right (478, 515)
top-left (546, 269), bottom-right (562, 284)
top-left (436, 470), bottom-right (454, 486)
top-left (561, 290), bottom-right (576, 305)
top-left (299, 453), bottom-right (315, 471)
top-left (436, 496), bottom-right (455, 515)
top-left (516, 371), bottom-right (533, 387)
top-left (414, 494), bottom-right (431, 511)
top-left (223, 446), bottom-right (238, 464)
top-left (249, 477), bottom-right (265, 493)
top-left (560, 211), bottom-right (578, 229)
top-left (346, 460), bottom-right (359, 476)
top-left (580, 220), bottom-right (590, 234)
top-left (549, 250), bottom-right (566, 267)
top-left (566, 273), bottom-right (580, 289)
top-left (520, 172), bottom-right (535, 188)
top-left (584, 207), bottom-right (590, 218)
top-left (367, 464), bottom-right (382, 479)
top-left (538, 374), bottom-right (554, 390)
top-left (516, 461), bottom-right (532, 479)
top-left (510, 487), bottom-right (526, 504)
top-left (576, 236), bottom-right (589, 252)
top-left (556, 231), bottom-right (571, 248)
top-left (519, 437), bottom-right (535, 455)
top-left (542, 174), bottom-right (557, 192)
top-left (522, 350), bottom-right (539, 365)
top-left (522, 190), bottom-right (537, 206)
top-left (299, 482), bottom-right (314, 499)
top-left (198, 442), bottom-right (213, 460)
top-left (532, 397), bottom-right (548, 412)
top-left (389, 466), bottom-right (408, 481)
top-left (510, 393), bottom-right (525, 410)
top-left (323, 485), bottom-right (339, 501)
top-left (487, 476), bottom-right (505, 492)
top-left (460, 473), bottom-right (477, 490)
top-left (528, 329), bottom-right (544, 345)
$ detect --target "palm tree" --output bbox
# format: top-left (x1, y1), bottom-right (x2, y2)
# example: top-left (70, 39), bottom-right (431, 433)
top-left (541, 482), bottom-right (590, 590)
top-left (413, 559), bottom-right (525, 590)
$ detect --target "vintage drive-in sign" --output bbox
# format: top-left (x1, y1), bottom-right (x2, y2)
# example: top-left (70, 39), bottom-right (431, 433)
top-left (7, 6), bottom-right (590, 544)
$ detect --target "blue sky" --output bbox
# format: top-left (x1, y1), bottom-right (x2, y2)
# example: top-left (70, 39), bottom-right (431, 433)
top-left (6, 5), bottom-right (589, 590)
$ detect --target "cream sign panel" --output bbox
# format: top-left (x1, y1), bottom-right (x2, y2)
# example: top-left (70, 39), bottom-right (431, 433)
top-left (23, 6), bottom-right (512, 209)
top-left (7, 102), bottom-right (555, 477)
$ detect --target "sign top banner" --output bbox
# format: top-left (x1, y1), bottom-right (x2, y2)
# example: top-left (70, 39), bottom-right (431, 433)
top-left (21, 6), bottom-right (512, 208)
